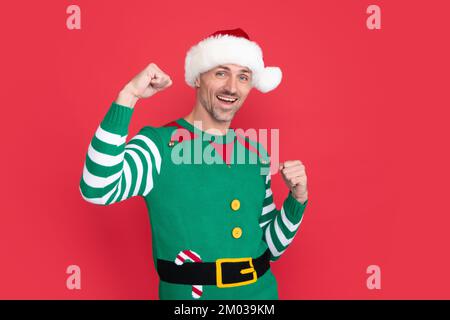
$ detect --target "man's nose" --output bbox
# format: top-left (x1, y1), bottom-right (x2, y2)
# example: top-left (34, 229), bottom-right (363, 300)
top-left (224, 75), bottom-right (238, 94)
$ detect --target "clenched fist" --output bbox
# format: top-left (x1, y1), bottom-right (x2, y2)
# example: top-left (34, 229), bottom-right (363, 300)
top-left (279, 160), bottom-right (308, 204)
top-left (116, 63), bottom-right (173, 108)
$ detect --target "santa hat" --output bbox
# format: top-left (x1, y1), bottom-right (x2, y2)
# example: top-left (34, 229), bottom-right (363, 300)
top-left (184, 28), bottom-right (282, 93)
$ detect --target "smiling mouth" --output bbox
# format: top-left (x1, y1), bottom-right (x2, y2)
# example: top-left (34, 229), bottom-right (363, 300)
top-left (216, 95), bottom-right (238, 105)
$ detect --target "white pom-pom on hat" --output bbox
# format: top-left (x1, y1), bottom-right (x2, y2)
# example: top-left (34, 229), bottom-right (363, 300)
top-left (253, 66), bottom-right (282, 93)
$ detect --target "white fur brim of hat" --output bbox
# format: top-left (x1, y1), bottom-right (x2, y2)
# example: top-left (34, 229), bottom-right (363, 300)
top-left (185, 34), bottom-right (282, 93)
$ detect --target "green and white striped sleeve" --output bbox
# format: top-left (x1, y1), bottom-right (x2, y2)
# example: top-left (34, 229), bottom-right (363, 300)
top-left (259, 169), bottom-right (308, 261)
top-left (79, 101), bottom-right (163, 205)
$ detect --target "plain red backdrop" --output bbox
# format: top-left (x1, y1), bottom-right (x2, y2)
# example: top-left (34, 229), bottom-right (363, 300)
top-left (1, 0), bottom-right (449, 299)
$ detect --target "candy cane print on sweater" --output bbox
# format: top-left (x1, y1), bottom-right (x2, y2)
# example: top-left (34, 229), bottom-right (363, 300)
top-left (175, 250), bottom-right (203, 299)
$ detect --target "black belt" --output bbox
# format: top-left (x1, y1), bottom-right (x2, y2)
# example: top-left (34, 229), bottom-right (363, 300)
top-left (157, 249), bottom-right (270, 288)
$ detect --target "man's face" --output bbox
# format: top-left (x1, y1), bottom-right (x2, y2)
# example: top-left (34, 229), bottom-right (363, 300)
top-left (195, 64), bottom-right (253, 122)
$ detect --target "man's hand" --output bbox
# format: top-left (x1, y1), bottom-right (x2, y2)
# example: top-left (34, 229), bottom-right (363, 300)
top-left (116, 63), bottom-right (173, 108)
top-left (279, 160), bottom-right (308, 204)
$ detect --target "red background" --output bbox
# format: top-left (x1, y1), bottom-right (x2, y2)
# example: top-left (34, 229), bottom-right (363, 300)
top-left (1, 0), bottom-right (449, 299)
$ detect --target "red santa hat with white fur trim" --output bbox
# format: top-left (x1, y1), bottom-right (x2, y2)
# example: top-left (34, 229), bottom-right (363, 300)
top-left (184, 28), bottom-right (282, 93)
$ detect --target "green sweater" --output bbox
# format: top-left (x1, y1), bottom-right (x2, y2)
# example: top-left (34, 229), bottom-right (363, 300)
top-left (79, 101), bottom-right (308, 299)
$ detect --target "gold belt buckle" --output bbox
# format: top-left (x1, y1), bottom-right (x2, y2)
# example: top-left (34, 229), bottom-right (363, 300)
top-left (215, 257), bottom-right (258, 288)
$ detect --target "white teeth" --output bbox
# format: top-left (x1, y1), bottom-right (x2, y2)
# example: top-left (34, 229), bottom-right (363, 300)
top-left (217, 95), bottom-right (237, 102)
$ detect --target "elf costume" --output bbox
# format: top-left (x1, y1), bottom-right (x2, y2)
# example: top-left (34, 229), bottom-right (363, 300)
top-left (79, 28), bottom-right (308, 300)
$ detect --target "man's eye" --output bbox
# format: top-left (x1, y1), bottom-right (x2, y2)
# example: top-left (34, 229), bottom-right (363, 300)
top-left (240, 75), bottom-right (248, 81)
top-left (216, 72), bottom-right (225, 77)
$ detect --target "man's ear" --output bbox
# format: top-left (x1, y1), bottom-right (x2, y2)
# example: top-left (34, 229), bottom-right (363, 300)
top-left (194, 77), bottom-right (200, 88)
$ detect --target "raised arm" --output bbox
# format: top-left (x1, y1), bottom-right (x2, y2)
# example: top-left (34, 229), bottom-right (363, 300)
top-left (79, 63), bottom-right (172, 205)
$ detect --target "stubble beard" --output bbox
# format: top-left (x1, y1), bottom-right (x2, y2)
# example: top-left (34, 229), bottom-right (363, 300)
top-left (204, 98), bottom-right (239, 123)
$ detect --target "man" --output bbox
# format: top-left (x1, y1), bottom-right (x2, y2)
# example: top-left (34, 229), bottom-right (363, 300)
top-left (79, 28), bottom-right (309, 300)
